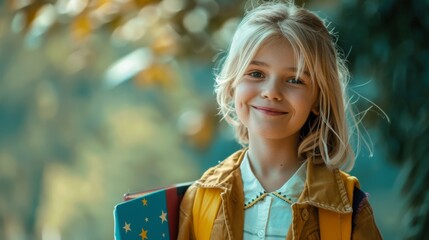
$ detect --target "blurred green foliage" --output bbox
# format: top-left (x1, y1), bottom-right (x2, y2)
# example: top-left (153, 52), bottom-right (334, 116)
top-left (335, 0), bottom-right (429, 239)
top-left (0, 0), bottom-right (427, 239)
top-left (0, 0), bottom-right (243, 239)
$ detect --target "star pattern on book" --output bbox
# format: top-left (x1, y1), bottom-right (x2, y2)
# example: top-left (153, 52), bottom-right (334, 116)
top-left (123, 222), bottom-right (131, 233)
top-left (139, 228), bottom-right (148, 240)
top-left (159, 210), bottom-right (167, 223)
top-left (115, 183), bottom-right (192, 239)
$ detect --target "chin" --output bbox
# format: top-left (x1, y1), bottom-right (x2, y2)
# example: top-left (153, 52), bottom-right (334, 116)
top-left (252, 129), bottom-right (300, 142)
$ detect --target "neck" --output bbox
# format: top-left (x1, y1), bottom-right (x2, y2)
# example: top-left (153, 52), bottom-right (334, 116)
top-left (246, 134), bottom-right (303, 192)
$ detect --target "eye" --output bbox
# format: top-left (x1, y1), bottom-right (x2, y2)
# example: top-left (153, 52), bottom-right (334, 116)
top-left (287, 78), bottom-right (304, 84)
top-left (248, 71), bottom-right (265, 79)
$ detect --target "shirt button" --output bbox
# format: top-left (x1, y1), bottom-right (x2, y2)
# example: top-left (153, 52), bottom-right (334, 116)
top-left (257, 230), bottom-right (265, 238)
top-left (301, 208), bottom-right (309, 221)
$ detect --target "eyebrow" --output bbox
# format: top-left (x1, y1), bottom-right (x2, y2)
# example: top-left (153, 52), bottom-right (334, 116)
top-left (249, 60), bottom-right (310, 77)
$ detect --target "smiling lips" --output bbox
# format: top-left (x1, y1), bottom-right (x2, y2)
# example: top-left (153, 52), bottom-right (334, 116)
top-left (252, 106), bottom-right (288, 116)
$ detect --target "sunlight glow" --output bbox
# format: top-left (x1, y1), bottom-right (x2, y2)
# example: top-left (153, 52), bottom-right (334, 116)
top-left (104, 48), bottom-right (153, 88)
top-left (55, 0), bottom-right (88, 16)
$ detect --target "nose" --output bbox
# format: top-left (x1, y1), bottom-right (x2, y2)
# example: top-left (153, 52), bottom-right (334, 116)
top-left (261, 78), bottom-right (282, 101)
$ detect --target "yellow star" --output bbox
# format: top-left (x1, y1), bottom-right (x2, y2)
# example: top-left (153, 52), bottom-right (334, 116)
top-left (159, 210), bottom-right (167, 223)
top-left (123, 222), bottom-right (131, 233)
top-left (142, 198), bottom-right (148, 206)
top-left (139, 228), bottom-right (148, 240)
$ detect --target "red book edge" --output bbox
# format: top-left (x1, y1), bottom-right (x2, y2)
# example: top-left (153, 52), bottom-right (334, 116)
top-left (166, 187), bottom-right (180, 239)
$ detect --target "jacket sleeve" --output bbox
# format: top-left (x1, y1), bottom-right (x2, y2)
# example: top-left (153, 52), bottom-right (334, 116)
top-left (352, 198), bottom-right (383, 240)
top-left (177, 184), bottom-right (197, 240)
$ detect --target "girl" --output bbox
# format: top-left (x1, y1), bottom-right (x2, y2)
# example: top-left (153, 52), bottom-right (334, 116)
top-left (178, 1), bottom-right (382, 239)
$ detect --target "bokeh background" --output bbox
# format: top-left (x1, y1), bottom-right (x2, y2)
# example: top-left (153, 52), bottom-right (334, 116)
top-left (0, 0), bottom-right (428, 239)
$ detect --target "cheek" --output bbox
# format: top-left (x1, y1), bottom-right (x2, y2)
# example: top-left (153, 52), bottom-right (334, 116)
top-left (291, 93), bottom-right (315, 118)
top-left (234, 82), bottom-right (255, 99)
top-left (233, 86), bottom-right (248, 122)
top-left (234, 85), bottom-right (246, 107)
top-left (234, 97), bottom-right (246, 118)
top-left (296, 89), bottom-right (315, 106)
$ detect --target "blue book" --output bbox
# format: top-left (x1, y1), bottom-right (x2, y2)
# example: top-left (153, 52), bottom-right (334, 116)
top-left (113, 182), bottom-right (192, 240)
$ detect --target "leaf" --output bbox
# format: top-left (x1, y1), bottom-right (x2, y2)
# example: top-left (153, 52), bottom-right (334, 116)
top-left (134, 63), bottom-right (175, 89)
top-left (71, 12), bottom-right (92, 43)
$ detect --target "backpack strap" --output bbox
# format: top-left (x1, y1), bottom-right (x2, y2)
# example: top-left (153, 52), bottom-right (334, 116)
top-left (319, 173), bottom-right (359, 240)
top-left (192, 187), bottom-right (222, 240)
top-left (351, 187), bottom-right (367, 230)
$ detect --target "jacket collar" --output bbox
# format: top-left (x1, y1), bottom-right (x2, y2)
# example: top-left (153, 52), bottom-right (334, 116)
top-left (300, 159), bottom-right (353, 213)
top-left (196, 149), bottom-right (246, 190)
top-left (196, 148), bottom-right (353, 213)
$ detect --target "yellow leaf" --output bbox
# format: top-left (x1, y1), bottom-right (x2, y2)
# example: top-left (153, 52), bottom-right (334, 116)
top-left (133, 0), bottom-right (161, 7)
top-left (71, 13), bottom-right (92, 42)
top-left (134, 63), bottom-right (174, 88)
top-left (151, 26), bottom-right (180, 55)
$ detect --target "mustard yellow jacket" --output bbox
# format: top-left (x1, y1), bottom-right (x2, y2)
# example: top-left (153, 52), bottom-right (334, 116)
top-left (178, 149), bottom-right (383, 239)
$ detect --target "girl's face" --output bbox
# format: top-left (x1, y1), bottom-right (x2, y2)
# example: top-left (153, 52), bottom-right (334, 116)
top-left (234, 38), bottom-right (319, 143)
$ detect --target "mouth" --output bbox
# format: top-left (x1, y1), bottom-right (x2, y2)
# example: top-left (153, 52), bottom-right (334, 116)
top-left (252, 106), bottom-right (288, 115)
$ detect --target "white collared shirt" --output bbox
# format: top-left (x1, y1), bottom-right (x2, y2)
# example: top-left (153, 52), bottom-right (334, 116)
top-left (241, 152), bottom-right (307, 239)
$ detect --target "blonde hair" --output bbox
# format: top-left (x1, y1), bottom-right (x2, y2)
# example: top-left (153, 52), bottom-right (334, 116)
top-left (214, 1), bottom-right (359, 171)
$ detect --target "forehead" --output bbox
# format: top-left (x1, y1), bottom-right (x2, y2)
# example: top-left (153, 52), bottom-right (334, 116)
top-left (252, 37), bottom-right (295, 64)
top-left (250, 37), bottom-right (311, 78)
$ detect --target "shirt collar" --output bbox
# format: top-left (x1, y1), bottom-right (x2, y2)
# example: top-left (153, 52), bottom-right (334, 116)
top-left (195, 148), bottom-right (355, 213)
top-left (241, 151), bottom-right (307, 203)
